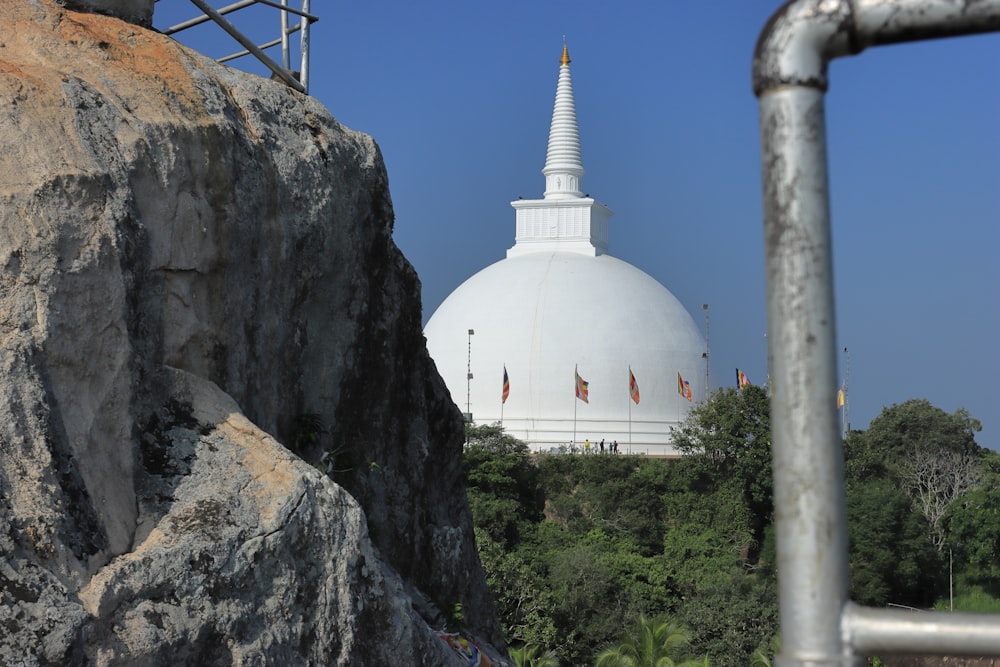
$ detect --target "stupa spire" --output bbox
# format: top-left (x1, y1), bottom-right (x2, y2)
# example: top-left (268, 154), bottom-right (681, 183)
top-left (508, 43), bottom-right (611, 258)
top-left (542, 44), bottom-right (584, 199)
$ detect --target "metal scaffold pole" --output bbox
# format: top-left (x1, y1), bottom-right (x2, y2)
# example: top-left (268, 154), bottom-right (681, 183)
top-left (753, 1), bottom-right (1000, 664)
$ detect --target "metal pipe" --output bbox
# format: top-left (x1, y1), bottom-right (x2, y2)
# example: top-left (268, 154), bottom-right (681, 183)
top-left (753, 1), bottom-right (1000, 665)
top-left (758, 80), bottom-right (853, 667)
top-left (299, 0), bottom-right (311, 93)
top-left (185, 0), bottom-right (305, 92)
top-left (162, 0), bottom-right (262, 35)
top-left (218, 34), bottom-right (293, 64)
top-left (844, 603), bottom-right (1000, 656)
top-left (165, 0), bottom-right (317, 34)
top-left (281, 0), bottom-right (290, 72)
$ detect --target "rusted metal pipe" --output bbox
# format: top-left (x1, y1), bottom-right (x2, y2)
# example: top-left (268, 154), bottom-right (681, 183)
top-left (753, 1), bottom-right (1000, 665)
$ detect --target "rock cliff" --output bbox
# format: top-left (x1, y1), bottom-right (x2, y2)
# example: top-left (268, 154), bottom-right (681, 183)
top-left (0, 1), bottom-right (504, 664)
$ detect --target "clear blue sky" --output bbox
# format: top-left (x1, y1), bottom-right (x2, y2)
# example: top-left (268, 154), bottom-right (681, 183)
top-left (153, 2), bottom-right (999, 450)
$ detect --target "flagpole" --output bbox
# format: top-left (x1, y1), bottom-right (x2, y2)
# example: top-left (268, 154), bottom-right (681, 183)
top-left (628, 365), bottom-right (632, 452)
top-left (573, 364), bottom-right (578, 448)
top-left (842, 346), bottom-right (850, 439)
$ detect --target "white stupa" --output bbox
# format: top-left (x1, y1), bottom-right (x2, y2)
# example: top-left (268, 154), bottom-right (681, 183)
top-left (424, 45), bottom-right (704, 456)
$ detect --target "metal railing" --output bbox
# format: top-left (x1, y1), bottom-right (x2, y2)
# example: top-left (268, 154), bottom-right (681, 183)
top-left (159, 0), bottom-right (317, 94)
top-left (753, 1), bottom-right (1000, 664)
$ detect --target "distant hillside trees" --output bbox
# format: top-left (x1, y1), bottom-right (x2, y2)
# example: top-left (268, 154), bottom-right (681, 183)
top-left (463, 395), bottom-right (996, 666)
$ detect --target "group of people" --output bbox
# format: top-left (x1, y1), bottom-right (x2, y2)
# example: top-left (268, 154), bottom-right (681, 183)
top-left (580, 438), bottom-right (619, 454)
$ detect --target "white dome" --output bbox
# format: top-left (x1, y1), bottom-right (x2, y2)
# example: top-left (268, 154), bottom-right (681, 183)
top-left (424, 45), bottom-right (704, 455)
top-left (424, 251), bottom-right (704, 455)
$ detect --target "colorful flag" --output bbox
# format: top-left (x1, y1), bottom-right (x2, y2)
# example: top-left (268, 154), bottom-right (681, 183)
top-left (677, 372), bottom-right (686, 396)
top-left (502, 366), bottom-right (510, 404)
top-left (737, 369), bottom-right (751, 389)
top-left (629, 368), bottom-right (640, 405)
top-left (575, 368), bottom-right (589, 403)
top-left (837, 386), bottom-right (845, 409)
top-left (684, 380), bottom-right (692, 402)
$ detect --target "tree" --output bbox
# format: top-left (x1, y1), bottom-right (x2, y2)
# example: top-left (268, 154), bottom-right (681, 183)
top-left (595, 615), bottom-right (704, 667)
top-left (463, 424), bottom-right (540, 547)
top-left (673, 573), bottom-right (777, 667)
top-left (861, 400), bottom-right (984, 551)
top-left (475, 528), bottom-right (558, 651)
top-left (671, 386), bottom-right (772, 560)
top-left (509, 643), bottom-right (560, 667)
top-left (946, 450), bottom-right (1000, 596)
top-left (845, 478), bottom-right (942, 607)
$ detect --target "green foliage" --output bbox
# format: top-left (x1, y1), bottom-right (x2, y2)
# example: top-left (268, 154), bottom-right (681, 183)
top-left (862, 399), bottom-right (981, 461)
top-left (509, 643), bottom-right (560, 667)
top-left (464, 423), bottom-right (541, 548)
top-left (535, 453), bottom-right (673, 555)
top-left (933, 585), bottom-right (1000, 613)
top-left (749, 634), bottom-right (780, 667)
top-left (476, 528), bottom-right (557, 650)
top-left (671, 386), bottom-right (773, 560)
top-left (595, 615), bottom-right (703, 667)
top-left (673, 573), bottom-right (777, 667)
top-left (946, 451), bottom-right (1000, 595)
top-left (461, 398), bottom-right (998, 667)
top-left (846, 477), bottom-right (942, 607)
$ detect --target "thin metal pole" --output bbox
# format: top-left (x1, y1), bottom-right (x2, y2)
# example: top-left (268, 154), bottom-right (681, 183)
top-left (573, 364), bottom-right (578, 448)
top-left (280, 0), bottom-right (290, 71)
top-left (466, 329), bottom-right (474, 420)
top-left (702, 303), bottom-right (710, 400)
top-left (843, 346), bottom-right (850, 438)
top-left (185, 0), bottom-right (305, 92)
top-left (299, 0), bottom-right (311, 93)
top-left (628, 366), bottom-right (632, 450)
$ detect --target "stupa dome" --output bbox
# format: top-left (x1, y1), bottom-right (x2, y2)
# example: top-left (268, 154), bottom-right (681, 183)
top-left (424, 45), bottom-right (704, 455)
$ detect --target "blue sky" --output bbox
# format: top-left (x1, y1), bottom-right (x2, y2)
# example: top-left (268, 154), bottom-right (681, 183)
top-left (153, 2), bottom-right (999, 450)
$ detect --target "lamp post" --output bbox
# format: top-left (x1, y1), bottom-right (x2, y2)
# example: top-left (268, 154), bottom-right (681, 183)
top-left (702, 303), bottom-right (710, 400)
top-left (466, 329), bottom-right (475, 422)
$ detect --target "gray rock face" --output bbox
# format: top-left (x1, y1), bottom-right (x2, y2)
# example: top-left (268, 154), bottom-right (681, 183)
top-left (0, 1), bottom-right (504, 664)
top-left (61, 0), bottom-right (153, 25)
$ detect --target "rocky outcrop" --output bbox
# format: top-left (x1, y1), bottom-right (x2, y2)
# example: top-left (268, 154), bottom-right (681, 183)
top-left (61, 0), bottom-right (153, 26)
top-left (0, 1), bottom-right (503, 664)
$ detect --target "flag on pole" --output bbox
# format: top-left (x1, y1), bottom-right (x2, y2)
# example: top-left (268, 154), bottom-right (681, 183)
top-left (502, 366), bottom-right (510, 404)
top-left (737, 369), bottom-right (751, 389)
top-left (677, 372), bottom-right (693, 402)
top-left (629, 368), bottom-right (640, 404)
top-left (837, 386), bottom-right (845, 409)
top-left (575, 368), bottom-right (589, 403)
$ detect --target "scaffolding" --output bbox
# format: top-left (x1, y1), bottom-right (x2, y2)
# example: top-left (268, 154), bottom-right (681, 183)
top-left (753, 0), bottom-right (1000, 664)
top-left (159, 0), bottom-right (317, 94)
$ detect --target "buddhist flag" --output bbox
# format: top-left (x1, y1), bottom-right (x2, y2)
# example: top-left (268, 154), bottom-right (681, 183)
top-left (502, 366), bottom-right (510, 404)
top-left (575, 367), bottom-right (589, 403)
top-left (837, 386), bottom-right (845, 409)
top-left (629, 368), bottom-right (640, 405)
top-left (737, 369), bottom-right (751, 389)
top-left (677, 372), bottom-right (692, 401)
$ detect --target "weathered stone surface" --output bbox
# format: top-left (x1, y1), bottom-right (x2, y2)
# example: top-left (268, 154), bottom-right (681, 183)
top-left (61, 0), bottom-right (153, 25)
top-left (0, 1), bottom-right (504, 664)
